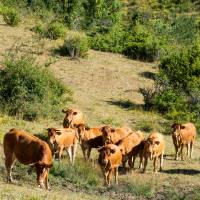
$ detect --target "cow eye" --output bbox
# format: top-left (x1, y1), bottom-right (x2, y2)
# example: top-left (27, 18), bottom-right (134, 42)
top-left (73, 112), bottom-right (77, 115)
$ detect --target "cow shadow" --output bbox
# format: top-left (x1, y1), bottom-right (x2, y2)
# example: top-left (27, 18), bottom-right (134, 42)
top-left (162, 169), bottom-right (200, 175)
top-left (163, 154), bottom-right (175, 161)
top-left (140, 71), bottom-right (156, 80)
top-left (106, 99), bottom-right (143, 110)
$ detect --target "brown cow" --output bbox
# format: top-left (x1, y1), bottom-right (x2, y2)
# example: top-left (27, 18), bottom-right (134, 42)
top-left (62, 108), bottom-right (84, 128)
top-left (142, 132), bottom-right (165, 173)
top-left (171, 122), bottom-right (196, 160)
top-left (3, 129), bottom-right (53, 189)
top-left (118, 131), bottom-right (144, 171)
top-left (98, 144), bottom-right (122, 187)
top-left (76, 124), bottom-right (103, 160)
top-left (47, 128), bottom-right (78, 164)
top-left (100, 126), bottom-right (130, 145)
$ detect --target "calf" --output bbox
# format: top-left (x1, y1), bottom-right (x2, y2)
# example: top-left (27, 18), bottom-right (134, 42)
top-left (76, 124), bottom-right (103, 160)
top-left (47, 128), bottom-right (78, 164)
top-left (98, 144), bottom-right (122, 187)
top-left (62, 108), bottom-right (84, 128)
top-left (118, 131), bottom-right (144, 171)
top-left (3, 129), bottom-right (53, 190)
top-left (100, 126), bottom-right (130, 145)
top-left (171, 122), bottom-right (196, 160)
top-left (142, 132), bottom-right (165, 173)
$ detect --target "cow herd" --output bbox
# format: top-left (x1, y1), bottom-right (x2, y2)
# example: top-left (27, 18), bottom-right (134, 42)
top-left (3, 108), bottom-right (197, 189)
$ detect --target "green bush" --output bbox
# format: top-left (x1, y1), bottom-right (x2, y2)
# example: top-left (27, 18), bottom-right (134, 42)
top-left (90, 24), bottom-right (125, 53)
top-left (46, 21), bottom-right (66, 40)
top-left (31, 23), bottom-right (46, 36)
top-left (123, 25), bottom-right (159, 62)
top-left (2, 7), bottom-right (20, 26)
top-left (59, 31), bottom-right (89, 58)
top-left (0, 53), bottom-right (72, 120)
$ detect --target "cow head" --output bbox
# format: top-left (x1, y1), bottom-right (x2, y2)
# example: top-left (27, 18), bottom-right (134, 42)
top-left (171, 123), bottom-right (185, 146)
top-left (62, 108), bottom-right (79, 128)
top-left (98, 145), bottom-right (116, 166)
top-left (144, 137), bottom-right (160, 160)
top-left (100, 126), bottom-right (115, 144)
top-left (46, 128), bottom-right (62, 152)
top-left (35, 163), bottom-right (52, 190)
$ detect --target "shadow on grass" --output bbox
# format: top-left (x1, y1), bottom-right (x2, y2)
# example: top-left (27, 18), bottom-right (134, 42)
top-left (140, 71), bottom-right (156, 80)
top-left (106, 99), bottom-right (143, 110)
top-left (162, 169), bottom-right (200, 175)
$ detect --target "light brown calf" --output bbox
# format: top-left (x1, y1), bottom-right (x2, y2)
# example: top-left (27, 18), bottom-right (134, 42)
top-left (171, 122), bottom-right (196, 160)
top-left (118, 131), bottom-right (144, 170)
top-left (142, 132), bottom-right (165, 173)
top-left (3, 129), bottom-right (53, 189)
top-left (100, 126), bottom-right (130, 145)
top-left (98, 144), bottom-right (122, 187)
top-left (76, 124), bottom-right (103, 160)
top-left (47, 128), bottom-right (78, 164)
top-left (62, 108), bottom-right (85, 128)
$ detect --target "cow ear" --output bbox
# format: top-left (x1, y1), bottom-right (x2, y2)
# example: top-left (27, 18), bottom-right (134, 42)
top-left (111, 128), bottom-right (115, 133)
top-left (46, 128), bottom-right (51, 132)
top-left (55, 130), bottom-right (62, 135)
top-left (171, 123), bottom-right (177, 128)
top-left (155, 141), bottom-right (160, 145)
top-left (62, 109), bottom-right (67, 113)
top-left (73, 112), bottom-right (78, 115)
top-left (110, 148), bottom-right (116, 154)
top-left (180, 125), bottom-right (185, 129)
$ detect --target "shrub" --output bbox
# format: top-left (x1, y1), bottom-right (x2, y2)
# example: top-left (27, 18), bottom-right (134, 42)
top-left (31, 23), bottom-right (46, 36)
top-left (90, 24), bottom-right (125, 53)
top-left (2, 7), bottom-right (20, 26)
top-left (139, 87), bottom-right (155, 110)
top-left (123, 25), bottom-right (159, 62)
top-left (0, 53), bottom-right (72, 120)
top-left (46, 21), bottom-right (66, 40)
top-left (59, 31), bottom-right (89, 58)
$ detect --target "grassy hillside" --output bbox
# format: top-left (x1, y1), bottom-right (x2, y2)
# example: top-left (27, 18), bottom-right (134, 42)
top-left (0, 12), bottom-right (200, 200)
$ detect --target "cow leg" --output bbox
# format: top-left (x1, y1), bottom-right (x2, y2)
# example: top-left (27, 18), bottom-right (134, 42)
top-left (114, 167), bottom-right (119, 185)
top-left (143, 156), bottom-right (148, 173)
top-left (72, 143), bottom-right (77, 165)
top-left (139, 152), bottom-right (143, 170)
top-left (104, 170), bottom-right (109, 186)
top-left (81, 145), bottom-right (87, 160)
top-left (44, 168), bottom-right (49, 190)
top-left (5, 153), bottom-right (16, 183)
top-left (186, 143), bottom-right (190, 157)
top-left (107, 169), bottom-right (113, 187)
top-left (190, 141), bottom-right (193, 159)
top-left (174, 146), bottom-right (179, 160)
top-left (87, 147), bottom-right (92, 160)
top-left (159, 154), bottom-right (164, 172)
top-left (66, 147), bottom-right (73, 163)
top-left (180, 144), bottom-right (184, 161)
top-left (122, 157), bottom-right (127, 173)
top-left (129, 155), bottom-right (136, 170)
top-left (58, 147), bottom-right (63, 160)
top-left (153, 157), bottom-right (157, 172)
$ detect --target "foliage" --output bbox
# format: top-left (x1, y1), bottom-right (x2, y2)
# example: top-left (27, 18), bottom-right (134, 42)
top-left (90, 24), bottom-right (125, 53)
top-left (140, 39), bottom-right (200, 124)
top-left (2, 7), bottom-right (20, 26)
top-left (46, 21), bottom-right (66, 40)
top-left (0, 53), bottom-right (72, 120)
top-left (123, 24), bottom-right (159, 61)
top-left (59, 31), bottom-right (89, 58)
